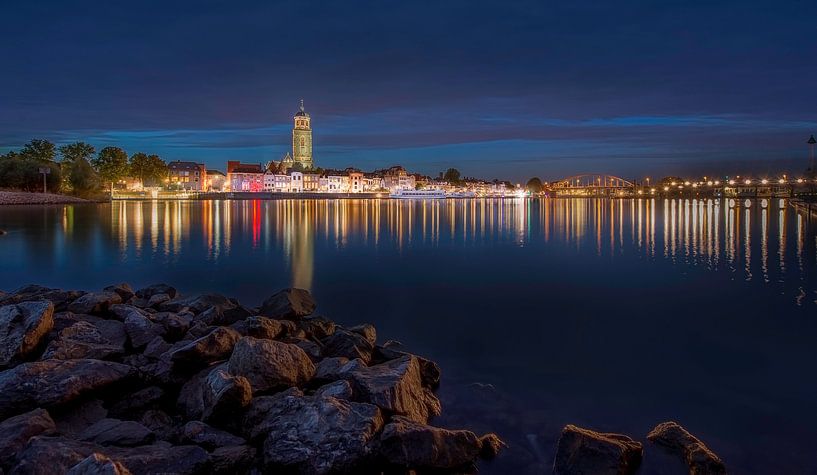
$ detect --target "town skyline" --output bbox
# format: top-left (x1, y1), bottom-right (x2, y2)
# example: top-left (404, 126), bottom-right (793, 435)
top-left (2, 1), bottom-right (816, 182)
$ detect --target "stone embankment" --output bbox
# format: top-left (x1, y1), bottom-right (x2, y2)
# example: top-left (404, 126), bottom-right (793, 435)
top-left (0, 284), bottom-right (504, 474)
top-left (0, 191), bottom-right (92, 205)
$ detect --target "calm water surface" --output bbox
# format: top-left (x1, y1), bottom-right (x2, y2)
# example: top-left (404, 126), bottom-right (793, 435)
top-left (2, 198), bottom-right (816, 473)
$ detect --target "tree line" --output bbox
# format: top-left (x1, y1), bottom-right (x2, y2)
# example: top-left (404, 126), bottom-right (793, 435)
top-left (0, 139), bottom-right (169, 196)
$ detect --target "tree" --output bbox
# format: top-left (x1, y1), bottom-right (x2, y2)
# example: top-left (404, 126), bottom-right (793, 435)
top-left (443, 168), bottom-right (461, 183)
top-left (526, 177), bottom-right (543, 193)
top-left (67, 157), bottom-right (99, 196)
top-left (92, 146), bottom-right (129, 192)
top-left (19, 139), bottom-right (56, 162)
top-left (59, 142), bottom-right (95, 163)
top-left (0, 139), bottom-right (62, 192)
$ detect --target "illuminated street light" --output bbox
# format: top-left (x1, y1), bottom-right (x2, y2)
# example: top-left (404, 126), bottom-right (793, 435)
top-left (744, 179), bottom-right (751, 185)
top-left (761, 179), bottom-right (768, 185)
top-left (728, 180), bottom-right (735, 185)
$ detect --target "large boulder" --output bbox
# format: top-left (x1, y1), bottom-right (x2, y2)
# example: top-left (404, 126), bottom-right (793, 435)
top-left (553, 424), bottom-right (643, 475)
top-left (42, 320), bottom-right (123, 361)
top-left (322, 328), bottom-right (374, 364)
top-left (227, 337), bottom-right (315, 393)
top-left (0, 285), bottom-right (84, 311)
top-left (115, 306), bottom-right (165, 349)
top-left (376, 343), bottom-right (442, 389)
top-left (346, 354), bottom-right (441, 424)
top-left (239, 316), bottom-right (285, 340)
top-left (177, 365), bottom-right (252, 425)
top-left (102, 284), bottom-right (135, 302)
top-left (0, 300), bottom-right (54, 367)
top-left (67, 453), bottom-right (131, 475)
top-left (259, 288), bottom-right (316, 320)
top-left (134, 283), bottom-right (177, 300)
top-left (210, 445), bottom-right (256, 475)
top-left (647, 421), bottom-right (727, 475)
top-left (0, 408), bottom-right (57, 468)
top-left (79, 418), bottom-right (155, 447)
top-left (170, 327), bottom-right (240, 369)
top-left (255, 393), bottom-right (384, 474)
top-left (378, 416), bottom-right (489, 470)
top-left (67, 292), bottom-right (122, 315)
top-left (179, 421), bottom-right (246, 451)
top-left (159, 293), bottom-right (234, 314)
top-left (0, 359), bottom-right (134, 420)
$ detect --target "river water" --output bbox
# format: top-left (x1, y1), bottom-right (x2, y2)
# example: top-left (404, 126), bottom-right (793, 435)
top-left (1, 198), bottom-right (815, 473)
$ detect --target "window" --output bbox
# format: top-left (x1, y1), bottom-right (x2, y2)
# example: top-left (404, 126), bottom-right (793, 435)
top-left (300, 137), bottom-right (305, 146)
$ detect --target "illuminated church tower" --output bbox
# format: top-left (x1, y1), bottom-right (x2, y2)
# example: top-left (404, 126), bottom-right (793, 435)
top-left (292, 100), bottom-right (313, 170)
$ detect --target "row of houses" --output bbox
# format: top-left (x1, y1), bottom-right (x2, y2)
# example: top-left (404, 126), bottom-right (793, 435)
top-left (167, 161), bottom-right (417, 194)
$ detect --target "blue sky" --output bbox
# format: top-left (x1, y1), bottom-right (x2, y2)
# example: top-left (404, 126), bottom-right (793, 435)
top-left (1, 0), bottom-right (815, 181)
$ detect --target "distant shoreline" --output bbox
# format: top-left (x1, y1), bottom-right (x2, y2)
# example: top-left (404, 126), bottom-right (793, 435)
top-left (0, 191), bottom-right (100, 206)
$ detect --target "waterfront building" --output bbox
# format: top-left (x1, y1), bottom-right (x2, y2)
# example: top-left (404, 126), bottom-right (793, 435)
top-left (290, 171), bottom-right (304, 192)
top-left (292, 100), bottom-right (313, 170)
top-left (363, 175), bottom-right (384, 191)
top-left (303, 172), bottom-right (320, 192)
top-left (227, 161), bottom-right (264, 192)
top-left (168, 161), bottom-right (207, 191)
top-left (382, 166), bottom-right (416, 192)
top-left (206, 170), bottom-right (227, 192)
top-left (349, 171), bottom-right (363, 193)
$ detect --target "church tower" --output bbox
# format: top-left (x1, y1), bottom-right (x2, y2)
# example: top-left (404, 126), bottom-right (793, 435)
top-left (292, 100), bottom-right (313, 170)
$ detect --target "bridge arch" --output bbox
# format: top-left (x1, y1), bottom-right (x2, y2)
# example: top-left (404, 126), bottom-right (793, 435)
top-left (553, 174), bottom-right (635, 189)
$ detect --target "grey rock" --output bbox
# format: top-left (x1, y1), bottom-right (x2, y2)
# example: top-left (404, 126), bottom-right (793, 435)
top-left (379, 416), bottom-right (487, 470)
top-left (313, 356), bottom-right (351, 383)
top-left (102, 284), bottom-right (135, 302)
top-left (0, 300), bottom-right (54, 367)
top-left (138, 410), bottom-right (176, 442)
top-left (258, 394), bottom-right (384, 474)
top-left (315, 380), bottom-right (353, 400)
top-left (79, 418), bottom-right (155, 447)
top-left (150, 311), bottom-right (190, 341)
top-left (553, 424), bottom-right (643, 475)
top-left (53, 399), bottom-right (108, 437)
top-left (0, 408), bottom-right (56, 468)
top-left (120, 309), bottom-right (164, 349)
top-left (210, 445), bottom-right (256, 475)
top-left (146, 293), bottom-right (170, 308)
top-left (259, 288), bottom-right (316, 320)
top-left (0, 285), bottom-right (84, 312)
top-left (228, 337), bottom-right (315, 393)
top-left (66, 453), bottom-right (131, 475)
top-left (159, 293), bottom-right (233, 314)
top-left (293, 338), bottom-right (322, 361)
top-left (179, 421), bottom-right (246, 451)
top-left (346, 354), bottom-right (442, 424)
top-left (0, 359), bottom-right (134, 420)
top-left (67, 292), bottom-right (122, 315)
top-left (348, 323), bottom-right (377, 346)
top-left (108, 386), bottom-right (164, 419)
top-left (242, 388), bottom-right (304, 441)
top-left (42, 321), bottom-right (123, 361)
top-left (177, 365), bottom-right (252, 425)
top-left (647, 421), bottom-right (727, 475)
top-left (322, 328), bottom-right (374, 364)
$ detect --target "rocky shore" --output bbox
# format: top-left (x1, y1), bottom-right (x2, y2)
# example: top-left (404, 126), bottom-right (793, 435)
top-left (0, 283), bottom-right (728, 474)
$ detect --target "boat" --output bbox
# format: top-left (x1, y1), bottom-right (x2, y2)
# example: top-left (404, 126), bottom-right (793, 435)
top-left (389, 189), bottom-right (446, 199)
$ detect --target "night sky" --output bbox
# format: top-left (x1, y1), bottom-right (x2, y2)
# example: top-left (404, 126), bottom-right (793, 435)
top-left (2, 0), bottom-right (815, 182)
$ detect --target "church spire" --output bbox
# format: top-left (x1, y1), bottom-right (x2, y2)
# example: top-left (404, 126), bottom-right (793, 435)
top-left (299, 99), bottom-right (304, 113)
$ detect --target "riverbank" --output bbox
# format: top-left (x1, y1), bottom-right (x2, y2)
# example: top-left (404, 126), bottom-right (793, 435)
top-left (0, 191), bottom-right (96, 205)
top-left (0, 283), bottom-right (730, 474)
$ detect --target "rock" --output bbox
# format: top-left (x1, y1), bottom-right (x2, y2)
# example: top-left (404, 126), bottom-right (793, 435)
top-left (479, 433), bottom-right (507, 459)
top-left (210, 445), bottom-right (256, 475)
top-left (293, 339), bottom-right (322, 361)
top-left (170, 327), bottom-right (240, 369)
top-left (297, 316), bottom-right (336, 340)
top-left (67, 453), bottom-right (131, 475)
top-left (108, 443), bottom-right (210, 474)
top-left (0, 359), bottom-right (134, 420)
top-left (315, 380), bottom-right (353, 400)
top-left (12, 436), bottom-right (106, 474)
top-left (647, 421), bottom-right (727, 475)
top-left (159, 293), bottom-right (233, 314)
top-left (322, 328), bottom-right (374, 364)
top-left (0, 285), bottom-right (84, 312)
top-left (0, 300), bottom-right (54, 367)
top-left (79, 418), bottom-right (155, 447)
top-left (313, 356), bottom-right (351, 383)
top-left (346, 354), bottom-right (442, 424)
top-left (259, 288), bottom-right (316, 320)
top-left (177, 365), bottom-right (252, 425)
top-left (134, 283), bottom-right (177, 300)
top-left (146, 293), bottom-right (170, 308)
top-left (179, 421), bottom-right (246, 451)
top-left (150, 312), bottom-right (190, 341)
top-left (107, 386), bottom-right (164, 419)
top-left (256, 394), bottom-right (384, 474)
top-left (42, 321), bottom-right (123, 361)
top-left (348, 323), bottom-right (377, 346)
top-left (67, 292), bottom-right (122, 315)
top-left (553, 424), bottom-right (643, 475)
top-left (228, 337), bottom-right (315, 393)
top-left (242, 388), bottom-right (304, 441)
top-left (120, 309), bottom-right (164, 349)
top-left (138, 410), bottom-right (176, 442)
top-left (52, 399), bottom-right (108, 437)
top-left (243, 316), bottom-right (285, 340)
top-left (102, 284), bottom-right (134, 302)
top-left (376, 345), bottom-right (442, 389)
top-left (0, 408), bottom-right (56, 468)
top-left (379, 416), bottom-right (485, 470)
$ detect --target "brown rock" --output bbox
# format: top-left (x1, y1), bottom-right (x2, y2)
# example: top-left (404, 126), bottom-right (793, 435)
top-left (259, 288), bottom-right (316, 320)
top-left (553, 424), bottom-right (643, 475)
top-left (67, 292), bottom-right (122, 315)
top-left (0, 408), bottom-right (56, 468)
top-left (102, 284), bottom-right (135, 302)
top-left (67, 453), bottom-right (132, 475)
top-left (0, 300), bottom-right (54, 368)
top-left (379, 416), bottom-right (485, 470)
top-left (647, 421), bottom-right (727, 475)
top-left (322, 328), bottom-right (374, 364)
top-left (171, 327), bottom-right (240, 369)
top-left (42, 321), bottom-right (123, 361)
top-left (227, 337), bottom-right (315, 392)
top-left (78, 418), bottom-right (155, 447)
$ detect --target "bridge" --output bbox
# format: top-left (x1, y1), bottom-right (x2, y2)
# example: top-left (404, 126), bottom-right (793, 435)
top-left (550, 174), bottom-right (636, 196)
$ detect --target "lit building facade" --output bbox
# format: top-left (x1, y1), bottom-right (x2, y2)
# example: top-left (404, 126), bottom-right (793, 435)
top-left (227, 161), bottom-right (264, 192)
top-left (168, 161), bottom-right (206, 191)
top-left (292, 100), bottom-right (313, 170)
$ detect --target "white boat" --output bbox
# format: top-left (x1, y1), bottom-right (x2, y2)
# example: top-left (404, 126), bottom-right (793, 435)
top-left (389, 189), bottom-right (446, 199)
